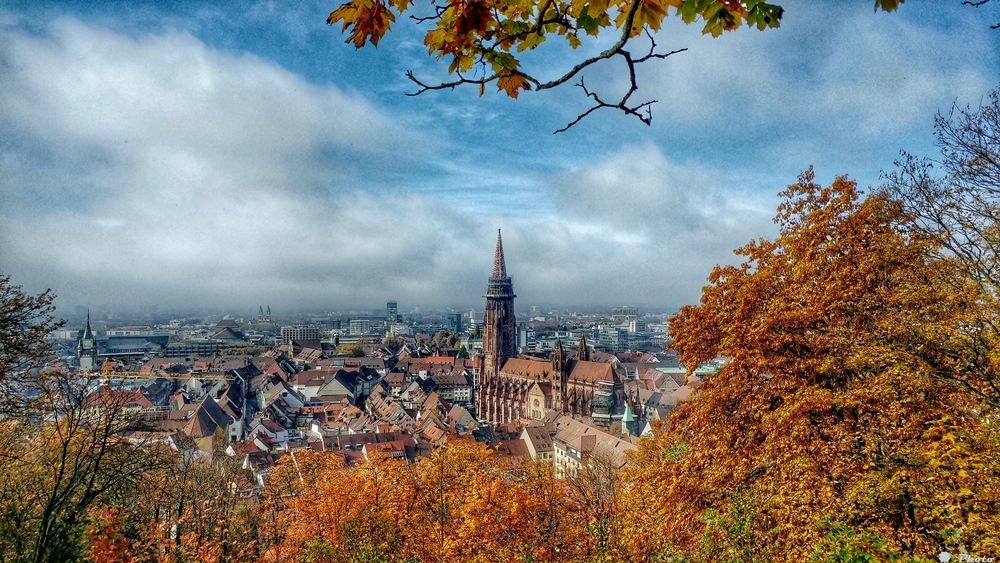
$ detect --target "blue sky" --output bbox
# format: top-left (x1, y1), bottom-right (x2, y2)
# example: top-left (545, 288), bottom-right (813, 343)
top-left (1, 1), bottom-right (998, 315)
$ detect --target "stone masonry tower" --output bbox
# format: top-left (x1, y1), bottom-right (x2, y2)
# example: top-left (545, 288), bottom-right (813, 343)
top-left (477, 230), bottom-right (517, 422)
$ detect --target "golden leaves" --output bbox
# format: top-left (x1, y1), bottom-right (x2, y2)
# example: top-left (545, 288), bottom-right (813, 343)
top-left (269, 443), bottom-right (597, 563)
top-left (326, 0), bottom-right (787, 101)
top-left (646, 171), bottom-right (1000, 560)
top-left (328, 0), bottom-right (396, 47)
top-left (497, 74), bottom-right (532, 98)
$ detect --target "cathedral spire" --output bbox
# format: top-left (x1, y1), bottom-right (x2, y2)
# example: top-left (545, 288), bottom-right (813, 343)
top-left (578, 331), bottom-right (589, 362)
top-left (484, 230), bottom-right (515, 299)
top-left (82, 308), bottom-right (93, 341)
top-left (479, 228), bottom-right (517, 424)
top-left (492, 229), bottom-right (507, 279)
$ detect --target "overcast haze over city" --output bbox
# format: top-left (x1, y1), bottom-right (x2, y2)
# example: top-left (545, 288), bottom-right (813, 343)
top-left (2, 1), bottom-right (999, 314)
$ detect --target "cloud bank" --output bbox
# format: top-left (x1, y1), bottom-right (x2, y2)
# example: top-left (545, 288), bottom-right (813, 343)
top-left (1, 4), bottom-right (996, 316)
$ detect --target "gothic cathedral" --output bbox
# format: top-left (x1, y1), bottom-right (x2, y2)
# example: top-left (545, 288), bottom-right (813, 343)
top-left (476, 231), bottom-right (623, 426)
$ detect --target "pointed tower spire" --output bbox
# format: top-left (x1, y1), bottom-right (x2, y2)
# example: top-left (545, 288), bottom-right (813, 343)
top-left (578, 331), bottom-right (589, 362)
top-left (552, 335), bottom-right (567, 410)
top-left (479, 228), bottom-right (517, 424)
top-left (492, 229), bottom-right (507, 279)
top-left (82, 308), bottom-right (94, 341)
top-left (622, 403), bottom-right (635, 437)
top-left (484, 230), bottom-right (515, 300)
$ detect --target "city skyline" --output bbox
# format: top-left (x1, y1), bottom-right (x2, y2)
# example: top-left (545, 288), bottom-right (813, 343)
top-left (2, 2), bottom-right (998, 312)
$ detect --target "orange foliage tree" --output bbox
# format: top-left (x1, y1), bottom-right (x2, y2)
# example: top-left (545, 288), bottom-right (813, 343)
top-left (267, 440), bottom-right (599, 563)
top-left (620, 170), bottom-right (1000, 562)
top-left (75, 447), bottom-right (268, 563)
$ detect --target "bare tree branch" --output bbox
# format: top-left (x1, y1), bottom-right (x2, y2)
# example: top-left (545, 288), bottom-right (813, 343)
top-left (962, 0), bottom-right (1000, 28)
top-left (404, 0), bottom-right (687, 131)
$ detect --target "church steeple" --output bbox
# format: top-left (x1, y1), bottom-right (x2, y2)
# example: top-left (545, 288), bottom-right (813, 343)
top-left (82, 308), bottom-right (93, 341)
top-left (552, 336), bottom-right (568, 411)
top-left (78, 309), bottom-right (98, 373)
top-left (578, 331), bottom-right (590, 362)
top-left (552, 337), bottom-right (565, 372)
top-left (478, 229), bottom-right (517, 424)
top-left (492, 229), bottom-right (507, 279)
top-left (485, 230), bottom-right (515, 299)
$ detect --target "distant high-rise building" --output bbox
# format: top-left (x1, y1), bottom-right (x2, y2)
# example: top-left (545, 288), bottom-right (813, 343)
top-left (447, 313), bottom-right (463, 334)
top-left (611, 306), bottom-right (638, 324)
top-left (599, 326), bottom-right (629, 352)
top-left (517, 321), bottom-right (535, 353)
top-left (386, 301), bottom-right (398, 323)
top-left (280, 325), bottom-right (320, 344)
top-left (350, 319), bottom-right (372, 336)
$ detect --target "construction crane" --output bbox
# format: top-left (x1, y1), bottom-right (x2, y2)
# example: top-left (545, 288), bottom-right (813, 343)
top-left (84, 363), bottom-right (233, 381)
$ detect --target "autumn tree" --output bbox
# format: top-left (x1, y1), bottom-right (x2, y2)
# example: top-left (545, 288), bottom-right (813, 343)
top-left (430, 330), bottom-right (458, 352)
top-left (884, 84), bottom-right (1000, 410)
top-left (0, 275), bottom-right (63, 414)
top-left (407, 440), bottom-right (585, 562)
top-left (326, 1), bottom-right (913, 130)
top-left (268, 440), bottom-right (597, 563)
top-left (105, 450), bottom-right (266, 563)
top-left (0, 278), bottom-right (159, 562)
top-left (620, 170), bottom-right (1000, 562)
top-left (562, 451), bottom-right (624, 560)
top-left (336, 343), bottom-right (366, 356)
top-left (269, 449), bottom-right (417, 563)
top-left (0, 375), bottom-right (167, 563)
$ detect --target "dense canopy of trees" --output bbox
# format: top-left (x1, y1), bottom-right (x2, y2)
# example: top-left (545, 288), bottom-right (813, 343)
top-left (268, 441), bottom-right (601, 563)
top-left (627, 170), bottom-right (1000, 561)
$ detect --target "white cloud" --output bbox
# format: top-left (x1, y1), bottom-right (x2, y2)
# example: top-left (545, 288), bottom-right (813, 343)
top-left (2, 4), bottom-right (994, 315)
top-left (0, 18), bottom-right (477, 310)
top-left (483, 144), bottom-right (778, 308)
top-left (639, 4), bottom-right (995, 135)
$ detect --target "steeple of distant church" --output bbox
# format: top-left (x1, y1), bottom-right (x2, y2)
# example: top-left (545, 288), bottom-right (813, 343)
top-left (77, 309), bottom-right (98, 372)
top-left (82, 309), bottom-right (94, 341)
top-left (477, 230), bottom-right (517, 422)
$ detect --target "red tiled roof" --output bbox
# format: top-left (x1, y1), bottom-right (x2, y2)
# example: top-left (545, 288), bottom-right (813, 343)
top-left (566, 360), bottom-right (615, 384)
top-left (501, 358), bottom-right (553, 379)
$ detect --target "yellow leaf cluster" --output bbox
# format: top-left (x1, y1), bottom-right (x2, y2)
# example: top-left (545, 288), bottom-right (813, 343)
top-left (327, 0), bottom-right (786, 97)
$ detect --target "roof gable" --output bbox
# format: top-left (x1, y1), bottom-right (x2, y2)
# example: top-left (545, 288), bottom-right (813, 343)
top-left (566, 360), bottom-right (615, 384)
top-left (501, 358), bottom-right (553, 379)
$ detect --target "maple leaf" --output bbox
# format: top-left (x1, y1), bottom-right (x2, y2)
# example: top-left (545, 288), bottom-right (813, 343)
top-left (454, 0), bottom-right (495, 36)
top-left (328, 0), bottom-right (396, 48)
top-left (496, 74), bottom-right (532, 98)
